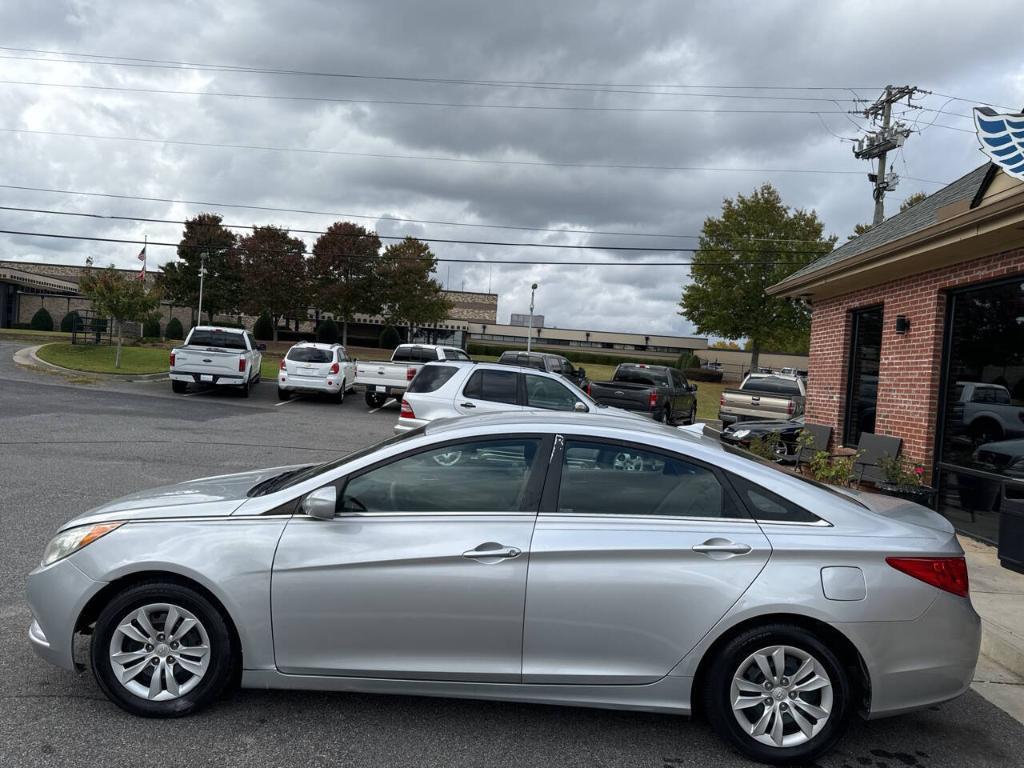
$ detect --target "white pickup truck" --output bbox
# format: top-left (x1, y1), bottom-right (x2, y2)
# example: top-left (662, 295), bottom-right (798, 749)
top-left (355, 344), bottom-right (471, 407)
top-left (718, 373), bottom-right (806, 426)
top-left (170, 326), bottom-right (265, 397)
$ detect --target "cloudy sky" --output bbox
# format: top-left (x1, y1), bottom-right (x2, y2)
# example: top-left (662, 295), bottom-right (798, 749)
top-left (1, 0), bottom-right (1022, 336)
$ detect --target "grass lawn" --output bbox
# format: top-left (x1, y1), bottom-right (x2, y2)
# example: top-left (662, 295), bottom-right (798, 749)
top-left (36, 343), bottom-right (170, 374)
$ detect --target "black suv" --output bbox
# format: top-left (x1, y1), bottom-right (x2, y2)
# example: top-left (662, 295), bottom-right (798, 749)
top-left (496, 351), bottom-right (589, 390)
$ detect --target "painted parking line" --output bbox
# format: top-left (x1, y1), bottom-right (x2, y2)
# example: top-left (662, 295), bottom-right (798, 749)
top-left (275, 396), bottom-right (303, 407)
top-left (368, 398), bottom-right (396, 414)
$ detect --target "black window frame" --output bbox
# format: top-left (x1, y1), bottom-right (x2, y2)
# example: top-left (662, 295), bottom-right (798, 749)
top-left (523, 372), bottom-right (584, 412)
top-left (333, 433), bottom-right (554, 515)
top-left (539, 435), bottom-right (751, 520)
top-left (462, 368), bottom-right (522, 405)
top-left (721, 472), bottom-right (825, 525)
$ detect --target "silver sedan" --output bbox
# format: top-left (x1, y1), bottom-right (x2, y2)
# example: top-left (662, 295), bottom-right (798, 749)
top-left (26, 412), bottom-right (979, 765)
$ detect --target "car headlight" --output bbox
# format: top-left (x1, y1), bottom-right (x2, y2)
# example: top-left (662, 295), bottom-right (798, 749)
top-left (732, 429), bottom-right (751, 439)
top-left (41, 522), bottom-right (122, 567)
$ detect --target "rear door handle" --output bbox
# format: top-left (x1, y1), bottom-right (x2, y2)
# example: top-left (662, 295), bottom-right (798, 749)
top-left (692, 539), bottom-right (752, 557)
top-left (463, 544), bottom-right (521, 561)
top-left (460, 402), bottom-right (476, 408)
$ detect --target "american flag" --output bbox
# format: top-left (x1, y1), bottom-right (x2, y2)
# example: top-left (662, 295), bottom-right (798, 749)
top-left (137, 238), bottom-right (147, 281)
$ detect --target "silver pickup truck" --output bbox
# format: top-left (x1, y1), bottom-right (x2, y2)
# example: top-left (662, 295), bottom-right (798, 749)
top-left (718, 373), bottom-right (806, 426)
top-left (355, 344), bottom-right (472, 407)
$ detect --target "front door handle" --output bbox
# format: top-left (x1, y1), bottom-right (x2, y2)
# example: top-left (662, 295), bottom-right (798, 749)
top-left (460, 402), bottom-right (476, 408)
top-left (692, 539), bottom-right (752, 557)
top-left (463, 543), bottom-right (521, 561)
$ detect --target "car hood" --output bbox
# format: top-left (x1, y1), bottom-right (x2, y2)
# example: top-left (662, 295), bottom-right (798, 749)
top-left (833, 487), bottom-right (955, 535)
top-left (61, 465), bottom-right (309, 530)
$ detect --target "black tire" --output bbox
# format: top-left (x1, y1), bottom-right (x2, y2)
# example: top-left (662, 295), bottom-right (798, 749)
top-left (969, 418), bottom-right (1003, 445)
top-left (240, 379), bottom-right (250, 398)
top-left (702, 623), bottom-right (852, 765)
top-left (365, 391), bottom-right (386, 408)
top-left (661, 407), bottom-right (671, 425)
top-left (277, 387), bottom-right (291, 401)
top-left (335, 380), bottom-right (345, 404)
top-left (687, 405), bottom-right (697, 425)
top-left (171, 381), bottom-right (188, 394)
top-left (90, 581), bottom-right (235, 718)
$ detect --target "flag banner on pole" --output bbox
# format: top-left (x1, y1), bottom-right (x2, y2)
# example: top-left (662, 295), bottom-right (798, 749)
top-left (137, 245), bottom-right (146, 262)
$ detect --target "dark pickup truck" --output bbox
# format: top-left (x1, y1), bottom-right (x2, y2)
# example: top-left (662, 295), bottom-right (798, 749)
top-left (588, 363), bottom-right (697, 425)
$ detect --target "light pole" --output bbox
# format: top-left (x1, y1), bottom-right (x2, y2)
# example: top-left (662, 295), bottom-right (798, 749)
top-left (196, 251), bottom-right (208, 325)
top-left (527, 282), bottom-right (538, 353)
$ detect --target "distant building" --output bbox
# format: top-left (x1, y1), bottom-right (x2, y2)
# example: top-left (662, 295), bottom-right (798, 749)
top-left (509, 313), bottom-right (544, 327)
top-left (468, 321), bottom-right (707, 358)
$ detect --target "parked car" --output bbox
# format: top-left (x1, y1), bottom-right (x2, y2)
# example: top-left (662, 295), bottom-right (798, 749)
top-left (495, 350), bottom-right (589, 390)
top-left (27, 411), bottom-right (979, 764)
top-left (719, 416), bottom-right (805, 462)
top-left (355, 344), bottom-right (472, 407)
top-left (396, 361), bottom-right (618, 433)
top-left (719, 373), bottom-right (806, 427)
top-left (588, 363), bottom-right (697, 425)
top-left (949, 381), bottom-right (1024, 444)
top-left (169, 326), bottom-right (264, 397)
top-left (973, 438), bottom-right (1024, 479)
top-left (277, 342), bottom-right (356, 403)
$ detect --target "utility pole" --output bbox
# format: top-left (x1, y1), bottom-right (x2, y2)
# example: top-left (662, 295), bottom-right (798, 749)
top-left (527, 282), bottom-right (538, 353)
top-left (852, 85), bottom-right (924, 225)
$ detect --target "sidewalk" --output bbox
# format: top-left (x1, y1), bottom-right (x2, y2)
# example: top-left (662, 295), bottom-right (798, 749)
top-left (963, 535), bottom-right (1024, 723)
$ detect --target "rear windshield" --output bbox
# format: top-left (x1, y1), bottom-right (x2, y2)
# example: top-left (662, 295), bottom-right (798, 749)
top-left (287, 348), bottom-right (333, 363)
top-left (187, 330), bottom-right (247, 350)
top-left (392, 346), bottom-right (439, 363)
top-left (614, 367), bottom-right (668, 386)
top-left (742, 376), bottom-right (801, 395)
top-left (722, 443), bottom-right (866, 510)
top-left (408, 365), bottom-right (460, 393)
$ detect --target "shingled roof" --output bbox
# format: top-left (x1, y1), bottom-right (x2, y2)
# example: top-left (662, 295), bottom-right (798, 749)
top-left (779, 162), bottom-right (993, 284)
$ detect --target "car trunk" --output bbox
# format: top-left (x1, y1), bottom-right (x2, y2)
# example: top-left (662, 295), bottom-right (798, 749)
top-left (286, 354), bottom-right (334, 384)
top-left (834, 487), bottom-right (955, 534)
top-left (175, 347), bottom-right (244, 379)
top-left (589, 381), bottom-right (653, 411)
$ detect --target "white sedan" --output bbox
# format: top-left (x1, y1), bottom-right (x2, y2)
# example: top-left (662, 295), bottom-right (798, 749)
top-left (277, 342), bottom-right (356, 403)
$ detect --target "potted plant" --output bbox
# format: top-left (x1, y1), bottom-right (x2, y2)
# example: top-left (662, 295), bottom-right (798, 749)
top-left (876, 454), bottom-right (937, 505)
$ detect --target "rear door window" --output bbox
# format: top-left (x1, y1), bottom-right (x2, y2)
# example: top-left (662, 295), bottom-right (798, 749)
top-left (463, 369), bottom-right (519, 404)
top-left (408, 365), bottom-right (460, 393)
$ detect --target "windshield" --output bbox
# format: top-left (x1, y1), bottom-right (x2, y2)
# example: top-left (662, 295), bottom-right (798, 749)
top-left (266, 427), bottom-right (427, 494)
top-left (187, 329), bottom-right (247, 350)
top-left (615, 367), bottom-right (668, 386)
top-left (721, 443), bottom-right (867, 509)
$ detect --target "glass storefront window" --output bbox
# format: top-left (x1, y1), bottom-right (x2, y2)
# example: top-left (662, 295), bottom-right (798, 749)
top-left (844, 306), bottom-right (883, 446)
top-left (937, 277), bottom-right (1024, 546)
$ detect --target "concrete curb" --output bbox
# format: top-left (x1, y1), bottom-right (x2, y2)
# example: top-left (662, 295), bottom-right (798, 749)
top-left (982, 620), bottom-right (1024, 679)
top-left (16, 344), bottom-right (168, 382)
top-left (961, 535), bottom-right (1024, 680)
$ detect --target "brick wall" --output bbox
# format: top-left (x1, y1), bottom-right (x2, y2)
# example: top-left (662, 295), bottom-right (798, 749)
top-left (807, 247), bottom-right (1024, 471)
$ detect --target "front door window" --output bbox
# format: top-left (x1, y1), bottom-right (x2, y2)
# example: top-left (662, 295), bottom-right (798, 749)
top-left (844, 306), bottom-right (883, 445)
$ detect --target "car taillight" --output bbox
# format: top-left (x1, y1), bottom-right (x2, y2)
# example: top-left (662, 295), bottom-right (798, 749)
top-left (329, 362), bottom-right (340, 374)
top-left (400, 399), bottom-right (415, 418)
top-left (720, 395), bottom-right (726, 406)
top-left (586, 383), bottom-right (591, 396)
top-left (648, 391), bottom-right (658, 410)
top-left (406, 367), bottom-right (417, 381)
top-left (886, 556), bottom-right (969, 598)
top-left (238, 358), bottom-right (247, 372)
top-left (279, 358), bottom-right (287, 370)
top-left (169, 352), bottom-right (175, 366)
top-left (787, 400), bottom-right (795, 415)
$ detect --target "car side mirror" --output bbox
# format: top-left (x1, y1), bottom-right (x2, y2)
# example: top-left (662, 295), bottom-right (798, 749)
top-left (691, 384), bottom-right (698, 392)
top-left (574, 401), bottom-right (588, 413)
top-left (301, 485), bottom-right (337, 520)
top-left (256, 343), bottom-right (267, 351)
top-left (577, 367), bottom-right (586, 378)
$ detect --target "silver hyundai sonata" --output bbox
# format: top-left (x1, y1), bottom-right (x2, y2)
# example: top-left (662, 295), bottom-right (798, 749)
top-left (27, 412), bottom-right (980, 765)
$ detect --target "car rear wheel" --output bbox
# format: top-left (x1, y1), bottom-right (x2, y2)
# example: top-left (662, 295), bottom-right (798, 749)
top-left (335, 381), bottom-right (345, 404)
top-left (171, 381), bottom-right (188, 394)
top-left (90, 582), bottom-right (235, 717)
top-left (703, 624), bottom-right (851, 765)
top-left (277, 387), bottom-right (291, 401)
top-left (687, 405), bottom-right (697, 425)
top-left (240, 379), bottom-right (250, 398)
top-left (365, 392), bottom-right (386, 408)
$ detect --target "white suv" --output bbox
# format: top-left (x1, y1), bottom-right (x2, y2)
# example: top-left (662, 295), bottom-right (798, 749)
top-left (396, 362), bottom-right (639, 433)
top-left (278, 342), bottom-right (356, 402)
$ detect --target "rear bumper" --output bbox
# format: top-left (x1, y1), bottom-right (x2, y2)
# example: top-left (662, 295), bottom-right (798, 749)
top-left (363, 384), bottom-right (406, 398)
top-left (26, 557), bottom-right (107, 671)
top-left (278, 374), bottom-right (343, 394)
top-left (395, 417), bottom-right (429, 433)
top-left (171, 371), bottom-right (247, 386)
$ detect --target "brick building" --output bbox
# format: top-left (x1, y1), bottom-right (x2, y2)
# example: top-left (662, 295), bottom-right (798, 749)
top-left (770, 162), bottom-right (1024, 547)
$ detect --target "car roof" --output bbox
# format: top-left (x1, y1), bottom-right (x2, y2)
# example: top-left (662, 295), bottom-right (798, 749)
top-left (290, 342), bottom-right (341, 350)
top-left (192, 325), bottom-right (245, 332)
top-left (425, 409), bottom-right (701, 441)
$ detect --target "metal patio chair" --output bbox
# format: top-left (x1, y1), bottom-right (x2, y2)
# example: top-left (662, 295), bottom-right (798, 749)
top-left (797, 423), bottom-right (832, 467)
top-left (853, 433), bottom-right (902, 486)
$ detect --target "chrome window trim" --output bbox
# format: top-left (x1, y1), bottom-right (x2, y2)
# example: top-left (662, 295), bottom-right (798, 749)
top-left (536, 513), bottom-right (761, 525)
top-left (331, 510), bottom-right (538, 519)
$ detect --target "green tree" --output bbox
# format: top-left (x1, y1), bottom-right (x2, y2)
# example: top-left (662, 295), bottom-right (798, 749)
top-left (848, 193), bottom-right (928, 240)
top-left (379, 325), bottom-right (401, 349)
top-left (679, 184), bottom-right (836, 373)
top-left (60, 310), bottom-right (81, 333)
top-left (317, 318), bottom-right (340, 344)
top-left (80, 266), bottom-right (161, 368)
top-left (142, 315), bottom-right (162, 339)
top-left (165, 317), bottom-right (184, 340)
top-left (377, 238), bottom-right (452, 333)
top-left (252, 312), bottom-right (274, 341)
top-left (30, 307), bottom-right (54, 331)
top-left (238, 226), bottom-right (308, 341)
top-left (157, 213), bottom-right (242, 324)
top-left (309, 222), bottom-right (381, 345)
top-left (847, 222), bottom-right (874, 241)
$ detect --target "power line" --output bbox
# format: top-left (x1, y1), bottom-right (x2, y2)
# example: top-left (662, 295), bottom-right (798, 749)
top-left (0, 79), bottom-right (867, 113)
top-left (0, 182), bottom-right (833, 243)
top-left (0, 126), bottom-right (950, 183)
top-left (0, 229), bottom-right (826, 267)
top-left (0, 209), bottom-right (833, 255)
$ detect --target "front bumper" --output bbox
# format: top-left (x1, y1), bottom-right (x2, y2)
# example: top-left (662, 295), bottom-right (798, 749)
top-left (26, 556), bottom-right (107, 671)
top-left (395, 417), bottom-right (429, 434)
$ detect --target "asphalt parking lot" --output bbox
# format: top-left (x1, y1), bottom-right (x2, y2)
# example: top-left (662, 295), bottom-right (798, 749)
top-left (2, 339), bottom-right (1023, 768)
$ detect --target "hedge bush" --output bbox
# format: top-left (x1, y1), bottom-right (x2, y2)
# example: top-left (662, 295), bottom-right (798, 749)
top-left (275, 329), bottom-right (316, 342)
top-left (165, 317), bottom-right (185, 340)
top-left (60, 311), bottom-right (81, 333)
top-left (252, 313), bottom-right (274, 341)
top-left (683, 367), bottom-right (724, 382)
top-left (317, 318), bottom-right (340, 344)
top-left (30, 308), bottom-right (54, 331)
top-left (142, 316), bottom-right (161, 339)
top-left (677, 352), bottom-right (702, 370)
top-left (379, 326), bottom-right (401, 350)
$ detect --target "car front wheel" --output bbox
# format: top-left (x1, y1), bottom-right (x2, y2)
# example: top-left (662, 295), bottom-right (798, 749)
top-left (90, 582), bottom-right (235, 717)
top-left (703, 624), bottom-right (851, 765)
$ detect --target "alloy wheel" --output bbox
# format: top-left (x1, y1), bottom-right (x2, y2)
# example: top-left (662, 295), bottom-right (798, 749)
top-left (107, 602), bottom-right (211, 702)
top-left (729, 644), bottom-right (833, 749)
